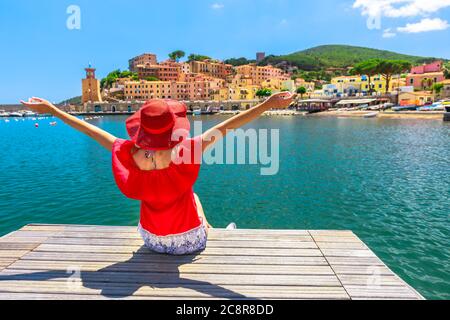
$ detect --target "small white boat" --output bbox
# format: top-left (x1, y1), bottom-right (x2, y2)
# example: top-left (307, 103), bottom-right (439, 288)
top-left (22, 110), bottom-right (37, 117)
top-left (192, 108), bottom-right (202, 116)
top-left (363, 112), bottom-right (378, 118)
top-left (9, 112), bottom-right (23, 117)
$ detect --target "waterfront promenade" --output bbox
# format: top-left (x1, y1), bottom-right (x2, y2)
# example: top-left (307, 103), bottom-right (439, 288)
top-left (0, 224), bottom-right (423, 300)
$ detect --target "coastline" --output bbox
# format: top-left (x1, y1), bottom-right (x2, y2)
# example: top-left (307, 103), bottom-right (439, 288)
top-left (307, 110), bottom-right (445, 120)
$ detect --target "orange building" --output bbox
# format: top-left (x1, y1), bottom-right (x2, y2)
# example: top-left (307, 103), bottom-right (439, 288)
top-left (189, 60), bottom-right (233, 79)
top-left (129, 53), bottom-right (157, 72)
top-left (235, 64), bottom-right (288, 85)
top-left (123, 76), bottom-right (222, 101)
top-left (82, 66), bottom-right (102, 103)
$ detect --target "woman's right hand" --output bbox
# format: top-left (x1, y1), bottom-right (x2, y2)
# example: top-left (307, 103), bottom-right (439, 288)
top-left (20, 97), bottom-right (57, 115)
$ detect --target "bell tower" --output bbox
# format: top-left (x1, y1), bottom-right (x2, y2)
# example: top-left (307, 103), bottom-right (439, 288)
top-left (82, 64), bottom-right (102, 104)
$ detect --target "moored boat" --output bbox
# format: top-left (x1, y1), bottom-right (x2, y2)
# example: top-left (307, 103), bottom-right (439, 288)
top-left (0, 110), bottom-right (10, 117)
top-left (392, 105), bottom-right (417, 112)
top-left (363, 112), bottom-right (378, 118)
top-left (8, 112), bottom-right (23, 117)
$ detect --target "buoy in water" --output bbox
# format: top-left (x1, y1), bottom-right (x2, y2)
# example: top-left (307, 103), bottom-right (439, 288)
top-left (35, 123), bottom-right (39, 128)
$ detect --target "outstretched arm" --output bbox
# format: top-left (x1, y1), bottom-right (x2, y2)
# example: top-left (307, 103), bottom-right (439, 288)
top-left (201, 92), bottom-right (295, 152)
top-left (20, 97), bottom-right (117, 151)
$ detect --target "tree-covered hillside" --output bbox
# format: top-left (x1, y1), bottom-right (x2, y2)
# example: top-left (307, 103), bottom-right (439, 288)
top-left (260, 45), bottom-right (444, 71)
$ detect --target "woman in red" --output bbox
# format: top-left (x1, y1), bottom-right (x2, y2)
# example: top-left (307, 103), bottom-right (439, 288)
top-left (21, 93), bottom-right (294, 255)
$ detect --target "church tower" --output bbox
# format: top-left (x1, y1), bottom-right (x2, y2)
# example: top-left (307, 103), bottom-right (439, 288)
top-left (82, 64), bottom-right (102, 103)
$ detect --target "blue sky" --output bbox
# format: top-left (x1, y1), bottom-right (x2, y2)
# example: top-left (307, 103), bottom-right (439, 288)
top-left (1, 0), bottom-right (450, 103)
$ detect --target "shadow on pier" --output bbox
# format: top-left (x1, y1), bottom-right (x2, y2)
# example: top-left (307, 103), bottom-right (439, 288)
top-left (0, 247), bottom-right (250, 300)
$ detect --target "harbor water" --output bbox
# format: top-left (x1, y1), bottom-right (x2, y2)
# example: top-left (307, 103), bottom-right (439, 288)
top-left (0, 115), bottom-right (448, 299)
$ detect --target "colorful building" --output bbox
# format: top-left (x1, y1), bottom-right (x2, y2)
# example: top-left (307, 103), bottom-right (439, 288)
top-left (406, 61), bottom-right (445, 90)
top-left (398, 91), bottom-right (434, 106)
top-left (410, 61), bottom-right (443, 74)
top-left (189, 60), bottom-right (233, 79)
top-left (295, 78), bottom-right (315, 93)
top-left (439, 79), bottom-right (450, 99)
top-left (129, 53), bottom-right (157, 73)
top-left (82, 66), bottom-right (102, 104)
top-left (235, 64), bottom-right (289, 85)
top-left (261, 78), bottom-right (296, 92)
top-left (406, 72), bottom-right (445, 90)
top-left (331, 74), bottom-right (387, 95)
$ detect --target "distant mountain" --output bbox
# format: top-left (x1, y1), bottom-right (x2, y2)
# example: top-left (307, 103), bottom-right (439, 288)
top-left (59, 96), bottom-right (81, 105)
top-left (260, 45), bottom-right (445, 71)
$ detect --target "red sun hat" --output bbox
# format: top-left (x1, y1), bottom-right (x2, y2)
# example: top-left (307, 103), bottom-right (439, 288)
top-left (126, 99), bottom-right (191, 151)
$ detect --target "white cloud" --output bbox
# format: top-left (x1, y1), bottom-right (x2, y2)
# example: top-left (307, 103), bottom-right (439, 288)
top-left (211, 3), bottom-right (224, 10)
top-left (382, 28), bottom-right (397, 37)
top-left (397, 18), bottom-right (449, 32)
top-left (353, 0), bottom-right (450, 18)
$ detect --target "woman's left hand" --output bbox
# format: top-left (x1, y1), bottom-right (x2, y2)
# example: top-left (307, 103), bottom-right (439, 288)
top-left (263, 92), bottom-right (296, 109)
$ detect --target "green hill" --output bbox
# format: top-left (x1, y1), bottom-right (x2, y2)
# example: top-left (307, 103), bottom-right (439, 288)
top-left (59, 96), bottom-right (82, 105)
top-left (261, 45), bottom-right (444, 71)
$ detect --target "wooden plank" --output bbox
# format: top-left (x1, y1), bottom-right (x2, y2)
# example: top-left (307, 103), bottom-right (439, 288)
top-left (0, 281), bottom-right (349, 300)
top-left (6, 260), bottom-right (335, 275)
top-left (0, 292), bottom-right (226, 300)
top-left (23, 225), bottom-right (311, 236)
top-left (332, 265), bottom-right (393, 275)
top-left (41, 237), bottom-right (317, 249)
top-left (325, 256), bottom-right (385, 266)
top-left (0, 250), bottom-right (30, 258)
top-left (10, 230), bottom-right (313, 242)
top-left (33, 244), bottom-right (324, 257)
top-left (338, 275), bottom-right (407, 286)
top-left (319, 249), bottom-right (376, 258)
top-left (20, 251), bottom-right (329, 266)
top-left (0, 237), bottom-right (50, 244)
top-left (0, 269), bottom-right (342, 287)
top-left (309, 231), bottom-right (355, 237)
top-left (310, 236), bottom-right (361, 243)
top-left (314, 242), bottom-right (367, 249)
top-left (344, 285), bottom-right (422, 299)
top-left (0, 243), bottom-right (39, 251)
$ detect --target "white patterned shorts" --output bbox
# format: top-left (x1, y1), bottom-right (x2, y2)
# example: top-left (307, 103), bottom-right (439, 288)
top-left (138, 219), bottom-right (208, 256)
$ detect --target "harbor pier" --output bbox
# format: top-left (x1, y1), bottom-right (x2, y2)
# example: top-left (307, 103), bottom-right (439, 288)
top-left (0, 224), bottom-right (424, 300)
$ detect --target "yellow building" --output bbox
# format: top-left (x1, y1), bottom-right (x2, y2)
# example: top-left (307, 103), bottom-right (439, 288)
top-left (228, 84), bottom-right (260, 100)
top-left (82, 66), bottom-right (102, 104)
top-left (331, 74), bottom-right (388, 94)
top-left (295, 78), bottom-right (315, 92)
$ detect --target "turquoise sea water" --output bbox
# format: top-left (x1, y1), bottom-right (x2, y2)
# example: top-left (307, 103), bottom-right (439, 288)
top-left (0, 115), bottom-right (449, 299)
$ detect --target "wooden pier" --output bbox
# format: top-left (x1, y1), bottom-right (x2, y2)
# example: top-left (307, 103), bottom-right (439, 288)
top-left (0, 224), bottom-right (423, 300)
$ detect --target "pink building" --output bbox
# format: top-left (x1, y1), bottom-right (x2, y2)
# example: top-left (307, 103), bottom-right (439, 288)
top-left (407, 60), bottom-right (445, 90)
top-left (410, 61), bottom-right (443, 74)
